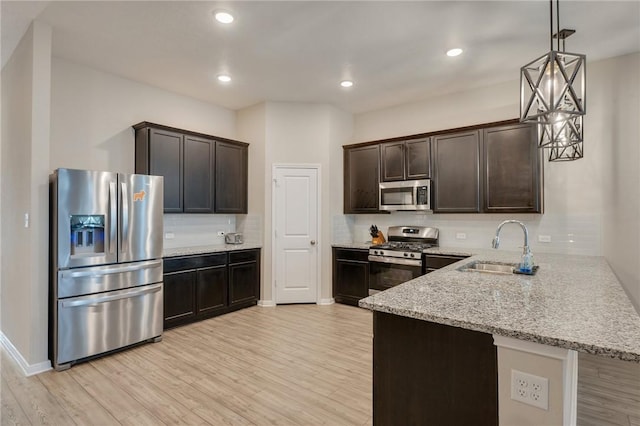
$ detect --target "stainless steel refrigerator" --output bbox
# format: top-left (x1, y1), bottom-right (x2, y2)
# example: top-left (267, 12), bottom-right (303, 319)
top-left (50, 168), bottom-right (164, 370)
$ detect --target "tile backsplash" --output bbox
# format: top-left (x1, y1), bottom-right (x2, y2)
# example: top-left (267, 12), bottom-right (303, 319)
top-left (163, 214), bottom-right (263, 249)
top-left (163, 214), bottom-right (236, 249)
top-left (334, 212), bottom-right (601, 256)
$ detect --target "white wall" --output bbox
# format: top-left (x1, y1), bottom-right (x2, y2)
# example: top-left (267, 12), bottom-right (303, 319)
top-left (238, 102), bottom-right (352, 303)
top-left (348, 54), bottom-right (640, 311)
top-left (50, 57), bottom-right (236, 173)
top-left (600, 53), bottom-right (640, 313)
top-left (0, 21), bottom-right (52, 372)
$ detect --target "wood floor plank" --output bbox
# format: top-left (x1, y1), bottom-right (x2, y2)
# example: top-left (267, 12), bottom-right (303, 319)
top-left (0, 304), bottom-right (375, 426)
top-left (37, 368), bottom-right (119, 425)
top-left (1, 376), bottom-right (31, 426)
top-left (1, 353), bottom-right (75, 425)
top-left (578, 352), bottom-right (640, 426)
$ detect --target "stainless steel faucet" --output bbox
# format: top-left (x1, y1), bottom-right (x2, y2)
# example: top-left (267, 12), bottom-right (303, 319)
top-left (492, 220), bottom-right (534, 271)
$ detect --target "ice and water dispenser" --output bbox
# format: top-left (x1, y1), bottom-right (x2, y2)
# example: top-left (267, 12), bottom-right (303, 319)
top-left (70, 215), bottom-right (105, 256)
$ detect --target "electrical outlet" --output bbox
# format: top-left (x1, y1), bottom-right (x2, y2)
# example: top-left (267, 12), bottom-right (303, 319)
top-left (511, 369), bottom-right (549, 410)
top-left (165, 232), bottom-right (175, 240)
top-left (456, 232), bottom-right (467, 240)
top-left (538, 235), bottom-right (552, 243)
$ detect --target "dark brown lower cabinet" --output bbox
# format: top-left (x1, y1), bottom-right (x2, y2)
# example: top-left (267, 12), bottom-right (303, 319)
top-left (229, 250), bottom-right (260, 308)
top-left (163, 270), bottom-right (196, 325)
top-left (373, 312), bottom-right (498, 426)
top-left (163, 249), bottom-right (260, 329)
top-left (423, 253), bottom-right (470, 274)
top-left (196, 265), bottom-right (228, 315)
top-left (333, 248), bottom-right (369, 306)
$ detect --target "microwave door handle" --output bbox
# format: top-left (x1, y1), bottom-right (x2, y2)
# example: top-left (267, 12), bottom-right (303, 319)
top-left (109, 182), bottom-right (116, 254)
top-left (121, 182), bottom-right (129, 254)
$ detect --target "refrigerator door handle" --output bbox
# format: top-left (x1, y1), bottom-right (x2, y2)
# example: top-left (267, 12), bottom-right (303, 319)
top-left (60, 283), bottom-right (162, 308)
top-left (59, 259), bottom-right (162, 279)
top-left (121, 182), bottom-right (129, 254)
top-left (109, 182), bottom-right (116, 254)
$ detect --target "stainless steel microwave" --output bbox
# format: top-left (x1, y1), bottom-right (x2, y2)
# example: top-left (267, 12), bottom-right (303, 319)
top-left (379, 179), bottom-right (431, 211)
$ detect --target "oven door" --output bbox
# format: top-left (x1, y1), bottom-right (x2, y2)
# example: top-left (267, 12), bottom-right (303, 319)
top-left (369, 255), bottom-right (422, 293)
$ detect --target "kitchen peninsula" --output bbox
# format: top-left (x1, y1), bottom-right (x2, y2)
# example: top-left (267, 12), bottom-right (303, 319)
top-left (359, 248), bottom-right (640, 424)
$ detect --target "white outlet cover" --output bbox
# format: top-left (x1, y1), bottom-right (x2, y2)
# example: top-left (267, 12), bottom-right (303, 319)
top-left (165, 232), bottom-right (175, 239)
top-left (456, 232), bottom-right (467, 240)
top-left (538, 235), bottom-right (552, 243)
top-left (511, 369), bottom-right (549, 410)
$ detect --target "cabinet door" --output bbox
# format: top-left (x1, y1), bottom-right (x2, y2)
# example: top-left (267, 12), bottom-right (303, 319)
top-left (483, 124), bottom-right (541, 213)
top-left (183, 136), bottom-right (214, 213)
top-left (215, 141), bottom-right (248, 213)
top-left (432, 131), bottom-right (481, 213)
top-left (149, 129), bottom-right (183, 213)
top-left (163, 270), bottom-right (196, 327)
top-left (196, 265), bottom-right (228, 316)
top-left (334, 259), bottom-right (369, 305)
top-left (405, 138), bottom-right (431, 179)
top-left (380, 142), bottom-right (405, 182)
top-left (229, 260), bottom-right (259, 307)
top-left (344, 145), bottom-right (381, 213)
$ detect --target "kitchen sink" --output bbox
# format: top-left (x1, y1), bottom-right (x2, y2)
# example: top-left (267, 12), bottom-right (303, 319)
top-left (457, 261), bottom-right (517, 275)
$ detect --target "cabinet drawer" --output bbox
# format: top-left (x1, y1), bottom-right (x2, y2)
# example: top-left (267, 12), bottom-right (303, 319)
top-left (334, 248), bottom-right (369, 262)
top-left (164, 253), bottom-right (228, 273)
top-left (229, 249), bottom-right (259, 264)
top-left (423, 254), bottom-right (469, 269)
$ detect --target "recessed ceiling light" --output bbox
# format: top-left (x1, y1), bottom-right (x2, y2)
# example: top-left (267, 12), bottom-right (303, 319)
top-left (340, 80), bottom-right (354, 88)
top-left (217, 74), bottom-right (231, 83)
top-left (446, 48), bottom-right (463, 57)
top-left (214, 11), bottom-right (234, 24)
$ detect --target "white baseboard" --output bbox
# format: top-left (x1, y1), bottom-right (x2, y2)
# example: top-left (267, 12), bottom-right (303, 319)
top-left (258, 300), bottom-right (276, 307)
top-left (317, 298), bottom-right (335, 305)
top-left (0, 331), bottom-right (52, 377)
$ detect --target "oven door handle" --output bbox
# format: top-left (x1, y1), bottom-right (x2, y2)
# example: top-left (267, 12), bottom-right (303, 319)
top-left (368, 255), bottom-right (422, 267)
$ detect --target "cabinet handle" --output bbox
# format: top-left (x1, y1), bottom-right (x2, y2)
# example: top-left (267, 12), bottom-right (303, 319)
top-left (310, 240), bottom-right (316, 246)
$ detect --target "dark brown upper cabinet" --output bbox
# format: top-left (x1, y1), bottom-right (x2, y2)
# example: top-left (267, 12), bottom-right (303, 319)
top-left (136, 127), bottom-right (184, 212)
top-left (432, 131), bottom-right (482, 213)
top-left (134, 122), bottom-right (248, 214)
top-left (482, 123), bottom-right (542, 213)
top-left (344, 144), bottom-right (382, 214)
top-left (380, 138), bottom-right (431, 182)
top-left (183, 135), bottom-right (214, 213)
top-left (215, 141), bottom-right (248, 214)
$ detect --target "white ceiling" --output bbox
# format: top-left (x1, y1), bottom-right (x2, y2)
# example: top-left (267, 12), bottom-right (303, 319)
top-left (2, 1), bottom-right (639, 114)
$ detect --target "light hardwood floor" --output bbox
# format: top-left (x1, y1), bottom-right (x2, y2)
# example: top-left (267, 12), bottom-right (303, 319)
top-left (3, 304), bottom-right (640, 426)
top-left (1, 304), bottom-right (373, 426)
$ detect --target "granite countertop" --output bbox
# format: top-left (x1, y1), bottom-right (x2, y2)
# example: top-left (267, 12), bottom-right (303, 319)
top-left (332, 242), bottom-right (372, 250)
top-left (163, 243), bottom-right (262, 258)
top-left (359, 248), bottom-right (640, 362)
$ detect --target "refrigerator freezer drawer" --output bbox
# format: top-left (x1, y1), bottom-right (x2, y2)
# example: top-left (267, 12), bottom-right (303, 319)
top-left (57, 259), bottom-right (163, 298)
top-left (55, 283), bottom-right (163, 367)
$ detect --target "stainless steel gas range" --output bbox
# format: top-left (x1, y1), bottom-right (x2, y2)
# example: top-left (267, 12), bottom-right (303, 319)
top-left (368, 226), bottom-right (439, 295)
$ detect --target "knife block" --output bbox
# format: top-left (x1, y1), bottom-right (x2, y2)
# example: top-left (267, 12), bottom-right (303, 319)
top-left (372, 231), bottom-right (386, 245)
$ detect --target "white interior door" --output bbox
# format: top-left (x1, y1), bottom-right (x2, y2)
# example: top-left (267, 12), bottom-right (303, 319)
top-left (273, 166), bottom-right (319, 304)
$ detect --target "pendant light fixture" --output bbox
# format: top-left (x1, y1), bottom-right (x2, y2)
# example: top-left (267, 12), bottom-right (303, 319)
top-left (520, 0), bottom-right (586, 161)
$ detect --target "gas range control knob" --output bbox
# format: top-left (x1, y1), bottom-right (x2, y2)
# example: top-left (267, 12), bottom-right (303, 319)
top-left (410, 253), bottom-right (415, 258)
top-left (403, 253), bottom-right (408, 257)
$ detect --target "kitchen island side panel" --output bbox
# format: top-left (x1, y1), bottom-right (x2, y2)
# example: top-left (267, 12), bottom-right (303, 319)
top-left (373, 311), bottom-right (498, 426)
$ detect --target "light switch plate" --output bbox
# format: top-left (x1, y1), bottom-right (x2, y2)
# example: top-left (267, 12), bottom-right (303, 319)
top-left (165, 232), bottom-right (175, 239)
top-left (538, 235), bottom-right (552, 243)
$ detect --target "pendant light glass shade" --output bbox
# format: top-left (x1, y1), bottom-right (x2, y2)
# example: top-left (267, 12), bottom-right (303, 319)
top-left (537, 103), bottom-right (583, 148)
top-left (521, 50), bottom-right (586, 125)
top-left (547, 140), bottom-right (583, 161)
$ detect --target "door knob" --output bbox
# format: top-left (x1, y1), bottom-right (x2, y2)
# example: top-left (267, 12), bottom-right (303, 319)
top-left (310, 240), bottom-right (316, 245)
